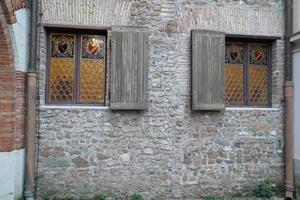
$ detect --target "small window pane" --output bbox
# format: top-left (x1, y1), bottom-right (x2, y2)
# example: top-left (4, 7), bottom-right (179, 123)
top-left (49, 34), bottom-right (75, 103)
top-left (249, 44), bottom-right (268, 65)
top-left (79, 35), bottom-right (106, 103)
top-left (225, 43), bottom-right (244, 105)
top-left (51, 34), bottom-right (74, 58)
top-left (248, 44), bottom-right (269, 105)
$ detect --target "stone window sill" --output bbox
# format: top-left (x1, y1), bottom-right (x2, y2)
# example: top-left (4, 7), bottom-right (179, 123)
top-left (225, 107), bottom-right (280, 111)
top-left (39, 105), bottom-right (110, 110)
top-left (39, 105), bottom-right (281, 111)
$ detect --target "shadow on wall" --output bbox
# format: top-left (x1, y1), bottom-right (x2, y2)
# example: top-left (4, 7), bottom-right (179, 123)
top-left (295, 159), bottom-right (300, 200)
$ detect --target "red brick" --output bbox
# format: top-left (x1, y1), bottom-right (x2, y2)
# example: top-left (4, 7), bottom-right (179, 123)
top-left (0, 3), bottom-right (22, 152)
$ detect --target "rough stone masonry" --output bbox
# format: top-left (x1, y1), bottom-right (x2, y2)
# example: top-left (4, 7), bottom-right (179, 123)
top-left (37, 0), bottom-right (286, 199)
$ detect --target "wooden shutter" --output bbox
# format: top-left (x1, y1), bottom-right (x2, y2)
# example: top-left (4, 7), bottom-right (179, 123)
top-left (192, 30), bottom-right (225, 111)
top-left (110, 26), bottom-right (149, 110)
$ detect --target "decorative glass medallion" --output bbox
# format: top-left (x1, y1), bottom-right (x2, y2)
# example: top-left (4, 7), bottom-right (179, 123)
top-left (225, 43), bottom-right (243, 64)
top-left (82, 35), bottom-right (105, 59)
top-left (249, 45), bottom-right (268, 65)
top-left (51, 34), bottom-right (74, 58)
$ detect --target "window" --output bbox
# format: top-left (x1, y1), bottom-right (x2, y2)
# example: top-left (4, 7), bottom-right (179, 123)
top-left (46, 31), bottom-right (106, 105)
top-left (45, 26), bottom-right (149, 109)
top-left (191, 29), bottom-right (273, 110)
top-left (225, 42), bottom-right (271, 106)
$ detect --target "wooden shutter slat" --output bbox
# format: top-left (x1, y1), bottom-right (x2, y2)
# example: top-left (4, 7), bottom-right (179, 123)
top-left (143, 33), bottom-right (149, 104)
top-left (192, 30), bottom-right (225, 111)
top-left (111, 26), bottom-right (149, 110)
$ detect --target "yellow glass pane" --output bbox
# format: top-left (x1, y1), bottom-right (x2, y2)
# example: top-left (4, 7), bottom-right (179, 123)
top-left (49, 58), bottom-right (75, 102)
top-left (249, 65), bottom-right (268, 105)
top-left (225, 64), bottom-right (244, 104)
top-left (79, 60), bottom-right (105, 103)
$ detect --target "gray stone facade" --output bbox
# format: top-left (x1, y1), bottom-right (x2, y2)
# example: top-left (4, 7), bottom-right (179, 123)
top-left (37, 0), bottom-right (286, 199)
top-left (296, 159), bottom-right (300, 200)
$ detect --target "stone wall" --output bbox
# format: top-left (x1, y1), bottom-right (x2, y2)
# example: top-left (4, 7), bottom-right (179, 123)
top-left (296, 159), bottom-right (300, 200)
top-left (293, 15), bottom-right (300, 200)
top-left (37, 0), bottom-right (286, 199)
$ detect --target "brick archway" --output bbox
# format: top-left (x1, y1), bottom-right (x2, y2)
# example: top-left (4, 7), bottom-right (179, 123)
top-left (0, 1), bottom-right (17, 152)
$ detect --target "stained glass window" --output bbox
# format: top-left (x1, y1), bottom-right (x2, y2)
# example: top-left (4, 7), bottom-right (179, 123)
top-left (49, 34), bottom-right (75, 103)
top-left (47, 32), bottom-right (106, 105)
top-left (248, 44), bottom-right (269, 105)
top-left (224, 42), bottom-right (270, 106)
top-left (225, 43), bottom-right (244, 104)
top-left (79, 35), bottom-right (106, 103)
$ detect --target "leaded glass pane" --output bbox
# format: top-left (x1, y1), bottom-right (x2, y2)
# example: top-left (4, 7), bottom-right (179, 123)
top-left (225, 43), bottom-right (244, 104)
top-left (248, 44), bottom-right (269, 105)
top-left (82, 35), bottom-right (105, 59)
top-left (79, 35), bottom-right (106, 103)
top-left (249, 44), bottom-right (268, 65)
top-left (51, 34), bottom-right (74, 58)
top-left (225, 43), bottom-right (243, 64)
top-left (49, 34), bottom-right (75, 103)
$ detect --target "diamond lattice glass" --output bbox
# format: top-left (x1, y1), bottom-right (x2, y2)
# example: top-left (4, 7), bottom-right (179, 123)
top-left (79, 35), bottom-right (106, 103)
top-left (225, 43), bottom-right (244, 104)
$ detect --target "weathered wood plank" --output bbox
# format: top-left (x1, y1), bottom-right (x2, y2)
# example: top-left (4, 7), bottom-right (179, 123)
top-left (110, 26), bottom-right (149, 110)
top-left (192, 29), bottom-right (225, 111)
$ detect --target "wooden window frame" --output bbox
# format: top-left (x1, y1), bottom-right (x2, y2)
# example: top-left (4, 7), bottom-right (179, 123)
top-left (45, 28), bottom-right (108, 106)
top-left (225, 37), bottom-right (272, 107)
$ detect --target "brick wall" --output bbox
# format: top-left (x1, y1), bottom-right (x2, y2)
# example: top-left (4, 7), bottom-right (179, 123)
top-left (11, 0), bottom-right (28, 11)
top-left (0, 0), bottom-right (16, 24)
top-left (0, 3), bottom-right (17, 152)
top-left (15, 71), bottom-right (26, 150)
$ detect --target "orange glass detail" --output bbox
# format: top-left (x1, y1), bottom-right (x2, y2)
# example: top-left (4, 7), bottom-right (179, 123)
top-left (49, 58), bottom-right (75, 102)
top-left (249, 65), bottom-right (269, 105)
top-left (79, 60), bottom-right (105, 103)
top-left (225, 64), bottom-right (244, 104)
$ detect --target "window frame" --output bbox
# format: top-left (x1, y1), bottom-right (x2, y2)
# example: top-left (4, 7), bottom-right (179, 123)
top-left (45, 28), bottom-right (108, 106)
top-left (225, 37), bottom-right (272, 107)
